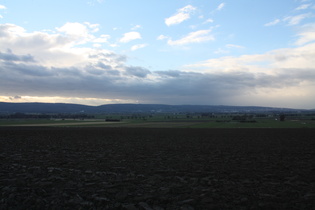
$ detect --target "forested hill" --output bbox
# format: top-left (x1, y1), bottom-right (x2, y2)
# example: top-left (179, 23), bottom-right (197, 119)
top-left (0, 102), bottom-right (304, 114)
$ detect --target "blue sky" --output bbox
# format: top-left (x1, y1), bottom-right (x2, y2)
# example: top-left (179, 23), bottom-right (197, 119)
top-left (1, 0), bottom-right (315, 108)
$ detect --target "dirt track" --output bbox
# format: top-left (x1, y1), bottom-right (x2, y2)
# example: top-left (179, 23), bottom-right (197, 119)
top-left (1, 127), bottom-right (314, 209)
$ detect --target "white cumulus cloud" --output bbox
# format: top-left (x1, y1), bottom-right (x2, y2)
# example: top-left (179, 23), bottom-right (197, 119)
top-left (0, 23), bottom-right (117, 68)
top-left (57, 22), bottom-right (90, 36)
top-left (119, 32), bottom-right (142, 43)
top-left (56, 22), bottom-right (101, 45)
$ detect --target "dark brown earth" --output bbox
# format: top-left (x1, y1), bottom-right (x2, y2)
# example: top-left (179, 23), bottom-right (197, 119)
top-left (1, 127), bottom-right (314, 209)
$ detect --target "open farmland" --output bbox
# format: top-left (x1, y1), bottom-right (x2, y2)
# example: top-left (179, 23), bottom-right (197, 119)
top-left (1, 117), bottom-right (315, 128)
top-left (0, 127), bottom-right (315, 209)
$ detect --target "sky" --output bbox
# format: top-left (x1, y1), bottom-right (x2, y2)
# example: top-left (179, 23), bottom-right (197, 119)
top-left (0, 0), bottom-right (315, 109)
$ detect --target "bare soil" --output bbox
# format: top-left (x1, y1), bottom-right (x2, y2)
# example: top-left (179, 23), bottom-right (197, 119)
top-left (0, 127), bottom-right (314, 209)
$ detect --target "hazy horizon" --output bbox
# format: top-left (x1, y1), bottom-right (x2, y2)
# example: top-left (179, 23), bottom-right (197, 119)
top-left (1, 101), bottom-right (312, 110)
top-left (1, 0), bottom-right (315, 109)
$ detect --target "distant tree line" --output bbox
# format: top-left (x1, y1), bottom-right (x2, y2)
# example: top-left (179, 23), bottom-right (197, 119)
top-left (231, 115), bottom-right (256, 123)
top-left (0, 112), bottom-right (94, 120)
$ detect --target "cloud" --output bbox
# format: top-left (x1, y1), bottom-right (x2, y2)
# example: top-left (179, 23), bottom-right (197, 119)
top-left (55, 22), bottom-right (105, 46)
top-left (131, 25), bottom-right (142, 30)
top-left (0, 24), bottom-right (25, 35)
top-left (203, 18), bottom-right (214, 24)
top-left (265, 13), bottom-right (312, 27)
top-left (124, 66), bottom-right (151, 78)
top-left (1, 22), bottom-right (315, 108)
top-left (226, 44), bottom-right (244, 49)
top-left (131, 44), bottom-right (147, 51)
top-left (11, 95), bottom-right (22, 100)
top-left (165, 5), bottom-right (196, 26)
top-left (0, 50), bottom-right (35, 62)
top-left (86, 22), bottom-right (100, 33)
top-left (93, 34), bottom-right (111, 43)
top-left (264, 19), bottom-right (281, 26)
top-left (295, 4), bottom-right (312, 10)
top-left (56, 22), bottom-right (100, 44)
top-left (215, 44), bottom-right (244, 54)
top-left (0, 23), bottom-right (121, 68)
top-left (1, 44), bottom-right (315, 108)
top-left (155, 70), bottom-right (181, 78)
top-left (1, 95), bottom-right (137, 106)
top-left (157, 35), bottom-right (169, 40)
top-left (167, 29), bottom-right (215, 46)
top-left (0, 4), bottom-right (6, 17)
top-left (87, 0), bottom-right (104, 6)
top-left (119, 32), bottom-right (141, 43)
top-left (185, 42), bottom-right (315, 74)
top-left (214, 48), bottom-right (229, 54)
top-left (0, 24), bottom-right (73, 60)
top-left (295, 23), bottom-right (315, 45)
top-left (216, 3), bottom-right (225, 11)
top-left (57, 22), bottom-right (90, 35)
top-left (4, 22), bottom-right (110, 50)
top-left (283, 13), bottom-right (311, 25)
top-left (0, 22), bottom-right (154, 101)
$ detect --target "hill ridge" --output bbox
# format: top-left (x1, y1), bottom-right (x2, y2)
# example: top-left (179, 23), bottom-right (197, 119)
top-left (0, 102), bottom-right (305, 114)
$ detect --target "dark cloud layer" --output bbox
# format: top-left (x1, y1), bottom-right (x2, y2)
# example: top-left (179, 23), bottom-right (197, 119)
top-left (124, 66), bottom-right (151, 78)
top-left (1, 50), bottom-right (315, 106)
top-left (0, 50), bottom-right (35, 62)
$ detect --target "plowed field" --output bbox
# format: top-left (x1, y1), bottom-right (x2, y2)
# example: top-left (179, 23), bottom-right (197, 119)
top-left (1, 127), bottom-right (314, 209)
